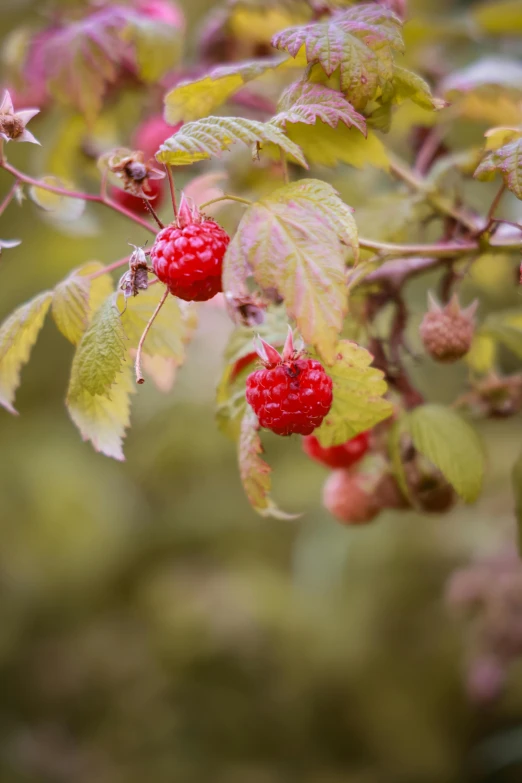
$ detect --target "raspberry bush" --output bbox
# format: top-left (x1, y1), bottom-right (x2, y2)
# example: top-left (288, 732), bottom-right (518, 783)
top-left (0, 0), bottom-right (521, 529)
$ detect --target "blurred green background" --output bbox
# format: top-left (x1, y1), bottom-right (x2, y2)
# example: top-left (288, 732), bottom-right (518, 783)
top-left (1, 0), bottom-right (522, 781)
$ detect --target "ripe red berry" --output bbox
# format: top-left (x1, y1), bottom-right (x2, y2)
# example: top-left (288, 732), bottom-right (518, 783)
top-left (111, 177), bottom-right (164, 215)
top-left (151, 196), bottom-right (230, 301)
top-left (245, 331), bottom-right (333, 436)
top-left (302, 431), bottom-right (370, 469)
top-left (132, 115), bottom-right (183, 158)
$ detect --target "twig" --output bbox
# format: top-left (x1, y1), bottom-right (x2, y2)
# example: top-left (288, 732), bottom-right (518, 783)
top-left (165, 164), bottom-right (177, 217)
top-left (199, 194), bottom-right (253, 210)
top-left (0, 180), bottom-right (19, 217)
top-left (482, 184), bottom-right (506, 234)
top-left (413, 128), bottom-right (445, 176)
top-left (135, 287), bottom-right (169, 384)
top-left (359, 235), bottom-right (521, 258)
top-left (1, 159), bottom-right (157, 234)
top-left (142, 198), bottom-right (164, 229)
top-left (88, 256), bottom-right (131, 279)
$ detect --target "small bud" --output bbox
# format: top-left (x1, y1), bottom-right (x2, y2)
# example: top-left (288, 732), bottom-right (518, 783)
top-left (420, 292), bottom-right (477, 363)
top-left (0, 90), bottom-right (40, 145)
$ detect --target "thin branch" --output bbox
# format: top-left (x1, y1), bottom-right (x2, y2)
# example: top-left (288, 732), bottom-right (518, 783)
top-left (1, 160), bottom-right (157, 234)
top-left (483, 184), bottom-right (506, 233)
top-left (88, 256), bottom-right (131, 279)
top-left (165, 164), bottom-right (177, 217)
top-left (388, 155), bottom-right (478, 233)
top-left (358, 234), bottom-right (521, 258)
top-left (0, 180), bottom-right (19, 217)
top-left (413, 128), bottom-right (445, 176)
top-left (135, 287), bottom-right (169, 384)
top-left (142, 198), bottom-right (164, 229)
top-left (199, 194), bottom-right (253, 210)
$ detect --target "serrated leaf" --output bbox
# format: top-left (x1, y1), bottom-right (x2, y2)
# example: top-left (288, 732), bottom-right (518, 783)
top-left (71, 294), bottom-right (127, 398)
top-left (223, 180), bottom-right (358, 362)
top-left (283, 122), bottom-right (389, 169)
top-left (407, 404), bottom-right (484, 503)
top-left (313, 340), bottom-right (393, 446)
top-left (156, 116), bottom-right (307, 167)
top-left (273, 81), bottom-right (367, 135)
top-left (238, 407), bottom-right (295, 518)
top-left (473, 0), bottom-right (522, 34)
top-left (52, 262), bottom-right (114, 345)
top-left (474, 137), bottom-right (522, 198)
top-left (165, 56), bottom-right (295, 124)
top-left (485, 127), bottom-right (522, 151)
top-left (272, 4), bottom-right (404, 110)
top-left (475, 132), bottom-right (522, 187)
top-left (0, 292), bottom-right (52, 414)
top-left (29, 176), bottom-right (85, 221)
top-left (67, 362), bottom-right (134, 461)
top-left (391, 66), bottom-right (446, 110)
top-left (120, 287), bottom-right (196, 365)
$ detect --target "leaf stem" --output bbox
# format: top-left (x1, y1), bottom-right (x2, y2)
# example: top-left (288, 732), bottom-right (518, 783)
top-left (0, 159), bottom-right (157, 234)
top-left (142, 198), bottom-right (164, 229)
top-left (388, 155), bottom-right (478, 233)
top-left (135, 287), bottom-right (169, 384)
top-left (0, 180), bottom-right (19, 217)
top-left (199, 194), bottom-right (253, 210)
top-left (165, 164), bottom-right (177, 217)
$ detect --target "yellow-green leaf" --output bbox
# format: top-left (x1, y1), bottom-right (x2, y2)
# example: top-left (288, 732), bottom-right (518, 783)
top-left (407, 404), bottom-right (484, 503)
top-left (273, 80), bottom-right (367, 135)
top-left (29, 176), bottom-right (85, 221)
top-left (52, 262), bottom-right (114, 345)
top-left (67, 362), bottom-right (134, 461)
top-left (474, 137), bottom-right (522, 199)
top-left (485, 126), bottom-right (522, 151)
top-left (473, 0), bottom-right (522, 34)
top-left (284, 122), bottom-right (389, 169)
top-left (156, 116), bottom-right (307, 168)
top-left (391, 66), bottom-right (447, 111)
top-left (0, 291), bottom-right (53, 414)
top-left (165, 57), bottom-right (295, 124)
top-left (238, 407), bottom-right (295, 518)
top-left (223, 180), bottom-right (357, 362)
top-left (71, 294), bottom-right (127, 397)
top-left (128, 17), bottom-right (182, 82)
top-left (313, 340), bottom-right (393, 446)
top-left (465, 334), bottom-right (497, 374)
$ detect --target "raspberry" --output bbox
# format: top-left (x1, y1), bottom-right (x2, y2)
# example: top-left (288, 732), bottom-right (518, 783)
top-left (151, 196), bottom-right (230, 301)
top-left (302, 431), bottom-right (370, 469)
top-left (111, 177), bottom-right (164, 215)
top-left (323, 470), bottom-right (381, 524)
top-left (245, 331), bottom-right (333, 436)
top-left (420, 292), bottom-right (477, 363)
top-left (133, 115), bottom-right (183, 158)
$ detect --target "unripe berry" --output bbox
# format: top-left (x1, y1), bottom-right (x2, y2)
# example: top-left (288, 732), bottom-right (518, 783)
top-left (151, 195), bottom-right (230, 301)
top-left (245, 330), bottom-right (333, 437)
top-left (302, 431), bottom-right (370, 469)
top-left (419, 293), bottom-right (477, 363)
top-left (323, 470), bottom-right (381, 525)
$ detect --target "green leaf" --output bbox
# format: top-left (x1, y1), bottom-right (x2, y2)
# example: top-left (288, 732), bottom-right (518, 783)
top-left (71, 294), bottom-right (127, 398)
top-left (52, 262), bottom-right (114, 345)
top-left (29, 176), bottom-right (86, 221)
top-left (225, 306), bottom-right (291, 365)
top-left (481, 317), bottom-right (522, 359)
top-left (407, 404), bottom-right (484, 503)
top-left (474, 137), bottom-right (522, 199)
top-left (216, 362), bottom-right (249, 442)
top-left (283, 122), bottom-right (389, 169)
top-left (473, 0), bottom-right (522, 34)
top-left (313, 340), bottom-right (393, 446)
top-left (391, 66), bottom-right (447, 110)
top-left (67, 361), bottom-right (134, 461)
top-left (238, 407), bottom-right (296, 518)
top-left (272, 4), bottom-right (404, 110)
top-left (387, 418), bottom-right (414, 506)
top-left (156, 116), bottom-right (308, 168)
top-left (273, 81), bottom-right (367, 135)
top-left (513, 449), bottom-right (522, 552)
top-left (0, 291), bottom-right (53, 414)
top-left (223, 180), bottom-right (358, 362)
top-left (165, 56), bottom-right (297, 124)
top-left (127, 16), bottom-right (182, 82)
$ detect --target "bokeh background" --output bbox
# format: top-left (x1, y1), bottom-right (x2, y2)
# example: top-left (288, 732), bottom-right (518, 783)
top-left (1, 0), bottom-right (522, 781)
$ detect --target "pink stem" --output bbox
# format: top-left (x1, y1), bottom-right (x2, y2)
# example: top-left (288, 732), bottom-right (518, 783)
top-left (0, 179), bottom-right (19, 217)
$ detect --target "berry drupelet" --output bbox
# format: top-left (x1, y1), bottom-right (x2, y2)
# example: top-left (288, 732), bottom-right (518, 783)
top-left (246, 330), bottom-right (333, 436)
top-left (151, 195), bottom-right (230, 302)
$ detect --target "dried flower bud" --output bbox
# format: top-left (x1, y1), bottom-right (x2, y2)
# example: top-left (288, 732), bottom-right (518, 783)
top-left (0, 90), bottom-right (39, 145)
top-left (119, 246), bottom-right (151, 299)
top-left (420, 292), bottom-right (477, 363)
top-left (104, 149), bottom-right (165, 199)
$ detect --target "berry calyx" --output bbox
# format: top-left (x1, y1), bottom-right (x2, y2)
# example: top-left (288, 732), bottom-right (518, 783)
top-left (150, 195), bottom-right (230, 302)
top-left (302, 431), bottom-right (370, 469)
top-left (420, 292), bottom-right (477, 363)
top-left (245, 330), bottom-right (333, 436)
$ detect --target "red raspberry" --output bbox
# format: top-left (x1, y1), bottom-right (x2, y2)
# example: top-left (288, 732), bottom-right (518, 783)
top-left (151, 196), bottom-right (230, 301)
top-left (302, 431), bottom-right (369, 469)
top-left (111, 177), bottom-right (164, 215)
top-left (245, 331), bottom-right (333, 436)
top-left (132, 115), bottom-right (183, 158)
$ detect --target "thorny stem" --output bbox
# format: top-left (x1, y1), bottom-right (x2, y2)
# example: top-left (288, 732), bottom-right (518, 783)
top-left (0, 179), bottom-right (19, 217)
top-left (142, 197), bottom-right (164, 229)
top-left (199, 194), bottom-right (253, 210)
top-left (0, 159), bottom-right (157, 234)
top-left (389, 155), bottom-right (478, 233)
top-left (165, 165), bottom-right (177, 217)
top-left (135, 287), bottom-right (169, 384)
